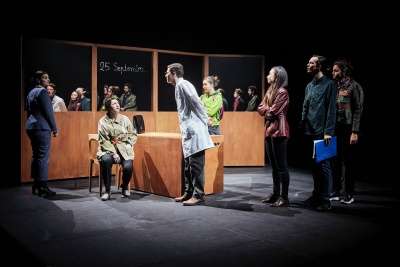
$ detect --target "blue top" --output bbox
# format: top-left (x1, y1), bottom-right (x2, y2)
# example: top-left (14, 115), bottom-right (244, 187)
top-left (26, 87), bottom-right (57, 132)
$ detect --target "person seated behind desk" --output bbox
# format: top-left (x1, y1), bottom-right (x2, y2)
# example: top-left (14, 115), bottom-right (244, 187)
top-left (97, 96), bottom-right (137, 201)
top-left (120, 82), bottom-right (137, 111)
top-left (67, 91), bottom-right (81, 111)
top-left (47, 83), bottom-right (67, 112)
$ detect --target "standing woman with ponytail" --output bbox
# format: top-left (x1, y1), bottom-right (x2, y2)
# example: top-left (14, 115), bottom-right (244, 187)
top-left (258, 66), bottom-right (290, 207)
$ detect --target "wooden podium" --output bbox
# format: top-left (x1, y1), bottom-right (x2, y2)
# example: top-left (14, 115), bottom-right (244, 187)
top-left (131, 132), bottom-right (224, 198)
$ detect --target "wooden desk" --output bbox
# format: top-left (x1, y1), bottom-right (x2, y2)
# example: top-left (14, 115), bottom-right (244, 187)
top-left (132, 132), bottom-right (224, 198)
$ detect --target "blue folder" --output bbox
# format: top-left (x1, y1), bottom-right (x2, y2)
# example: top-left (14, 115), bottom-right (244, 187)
top-left (313, 136), bottom-right (337, 163)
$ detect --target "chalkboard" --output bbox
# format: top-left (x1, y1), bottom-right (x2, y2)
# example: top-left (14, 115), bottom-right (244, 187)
top-left (209, 56), bottom-right (263, 111)
top-left (23, 38), bottom-right (92, 109)
top-left (158, 53), bottom-right (204, 111)
top-left (97, 48), bottom-right (152, 111)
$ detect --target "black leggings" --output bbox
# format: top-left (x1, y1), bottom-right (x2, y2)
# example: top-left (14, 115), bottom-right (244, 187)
top-left (100, 153), bottom-right (133, 192)
top-left (266, 137), bottom-right (290, 198)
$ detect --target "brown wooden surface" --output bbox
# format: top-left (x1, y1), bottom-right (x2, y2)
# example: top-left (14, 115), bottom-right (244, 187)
top-left (204, 135), bottom-right (224, 194)
top-left (21, 111), bottom-right (264, 181)
top-left (132, 133), bottom-right (224, 198)
top-left (132, 132), bottom-right (183, 197)
top-left (155, 112), bottom-right (180, 133)
top-left (220, 112), bottom-right (265, 166)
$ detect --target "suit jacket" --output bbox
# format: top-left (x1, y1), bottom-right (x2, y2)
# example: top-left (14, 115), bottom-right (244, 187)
top-left (26, 87), bottom-right (57, 132)
top-left (175, 78), bottom-right (214, 158)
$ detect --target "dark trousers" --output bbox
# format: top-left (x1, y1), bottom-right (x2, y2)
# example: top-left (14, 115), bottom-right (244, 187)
top-left (27, 130), bottom-right (51, 185)
top-left (333, 124), bottom-right (357, 196)
top-left (306, 135), bottom-right (333, 203)
top-left (100, 153), bottom-right (132, 192)
top-left (208, 125), bottom-right (221, 135)
top-left (266, 137), bottom-right (290, 198)
top-left (184, 150), bottom-right (205, 198)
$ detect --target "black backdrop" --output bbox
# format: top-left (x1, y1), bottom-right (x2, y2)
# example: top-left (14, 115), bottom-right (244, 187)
top-left (22, 38), bottom-right (91, 109)
top-left (158, 53), bottom-right (203, 111)
top-left (209, 56), bottom-right (263, 111)
top-left (97, 48), bottom-right (152, 111)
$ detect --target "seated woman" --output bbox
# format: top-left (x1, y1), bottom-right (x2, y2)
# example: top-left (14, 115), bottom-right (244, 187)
top-left (67, 91), bottom-right (81, 111)
top-left (96, 97), bottom-right (137, 200)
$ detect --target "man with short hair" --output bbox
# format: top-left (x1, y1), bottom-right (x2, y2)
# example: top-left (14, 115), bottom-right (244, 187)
top-left (76, 87), bottom-right (91, 111)
top-left (120, 82), bottom-right (137, 111)
top-left (165, 63), bottom-right (214, 206)
top-left (301, 55), bottom-right (337, 211)
top-left (47, 83), bottom-right (67, 112)
top-left (246, 85), bottom-right (260, 111)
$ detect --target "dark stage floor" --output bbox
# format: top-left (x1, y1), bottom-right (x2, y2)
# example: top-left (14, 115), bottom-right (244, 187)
top-left (1, 167), bottom-right (399, 267)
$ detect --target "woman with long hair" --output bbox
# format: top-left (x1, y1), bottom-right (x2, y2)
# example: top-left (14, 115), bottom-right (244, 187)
top-left (258, 66), bottom-right (290, 207)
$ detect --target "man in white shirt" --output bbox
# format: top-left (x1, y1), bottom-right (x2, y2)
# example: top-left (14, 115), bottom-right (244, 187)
top-left (165, 63), bottom-right (214, 206)
top-left (47, 83), bottom-right (67, 112)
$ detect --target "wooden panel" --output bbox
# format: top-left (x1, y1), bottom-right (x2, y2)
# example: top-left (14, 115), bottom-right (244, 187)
top-left (132, 133), bottom-right (183, 197)
top-left (153, 112), bottom-right (265, 166)
top-left (205, 135), bottom-right (224, 194)
top-left (220, 112), bottom-right (265, 166)
top-left (21, 112), bottom-right (156, 182)
top-left (155, 112), bottom-right (180, 133)
top-left (152, 52), bottom-right (158, 112)
top-left (91, 46), bottom-right (97, 112)
top-left (21, 114), bottom-right (32, 181)
top-left (132, 133), bottom-right (224, 198)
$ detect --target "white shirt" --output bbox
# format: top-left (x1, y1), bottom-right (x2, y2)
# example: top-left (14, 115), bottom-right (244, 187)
top-left (175, 78), bottom-right (214, 158)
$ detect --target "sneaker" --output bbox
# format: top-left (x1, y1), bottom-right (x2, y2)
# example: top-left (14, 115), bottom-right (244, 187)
top-left (329, 192), bottom-right (340, 201)
top-left (101, 192), bottom-right (111, 201)
top-left (121, 189), bottom-right (131, 198)
top-left (341, 195), bottom-right (354, 204)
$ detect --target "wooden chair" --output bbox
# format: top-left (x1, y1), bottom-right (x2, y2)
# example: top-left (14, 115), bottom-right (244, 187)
top-left (88, 134), bottom-right (124, 196)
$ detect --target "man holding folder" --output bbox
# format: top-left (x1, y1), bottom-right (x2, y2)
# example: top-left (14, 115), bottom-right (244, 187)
top-left (301, 55), bottom-right (337, 211)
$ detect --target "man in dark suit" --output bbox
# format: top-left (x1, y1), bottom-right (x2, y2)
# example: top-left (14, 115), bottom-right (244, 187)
top-left (26, 71), bottom-right (58, 197)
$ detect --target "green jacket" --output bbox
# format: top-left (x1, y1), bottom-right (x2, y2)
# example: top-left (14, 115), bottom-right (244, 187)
top-left (97, 114), bottom-right (137, 160)
top-left (200, 91), bottom-right (223, 126)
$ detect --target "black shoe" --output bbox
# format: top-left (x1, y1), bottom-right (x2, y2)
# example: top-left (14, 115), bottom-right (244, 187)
top-left (261, 194), bottom-right (279, 204)
top-left (341, 194), bottom-right (354, 204)
top-left (271, 197), bottom-right (289, 207)
top-left (37, 186), bottom-right (56, 198)
top-left (303, 195), bottom-right (319, 207)
top-left (32, 184), bottom-right (39, 195)
top-left (315, 201), bottom-right (332, 211)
